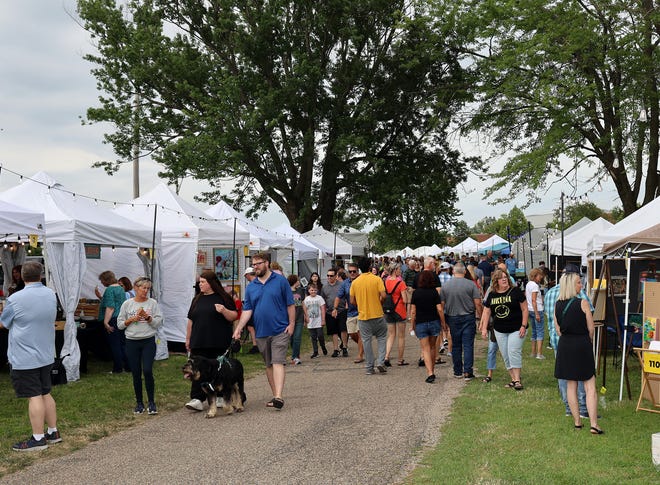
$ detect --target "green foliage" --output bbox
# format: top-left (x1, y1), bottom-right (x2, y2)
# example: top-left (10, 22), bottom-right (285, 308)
top-left (472, 206), bottom-right (528, 239)
top-left (465, 0), bottom-right (660, 216)
top-left (551, 201), bottom-right (607, 228)
top-left (77, 0), bottom-right (478, 232)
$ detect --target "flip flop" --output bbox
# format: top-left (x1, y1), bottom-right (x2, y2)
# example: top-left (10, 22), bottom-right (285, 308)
top-left (504, 381), bottom-right (516, 388)
top-left (482, 376), bottom-right (492, 383)
top-left (397, 360), bottom-right (409, 366)
top-left (271, 398), bottom-right (284, 410)
top-left (353, 358), bottom-right (365, 364)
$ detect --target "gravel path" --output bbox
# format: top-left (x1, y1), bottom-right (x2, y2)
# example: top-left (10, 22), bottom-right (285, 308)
top-left (3, 333), bottom-right (465, 484)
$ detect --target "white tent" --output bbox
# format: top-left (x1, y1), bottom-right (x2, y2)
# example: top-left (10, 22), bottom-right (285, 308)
top-left (450, 237), bottom-right (479, 254)
top-left (303, 227), bottom-right (364, 257)
top-left (588, 197), bottom-right (660, 255)
top-left (0, 200), bottom-right (46, 295)
top-left (206, 201), bottom-right (294, 253)
top-left (413, 245), bottom-right (435, 257)
top-left (114, 183), bottom-right (250, 344)
top-left (479, 234), bottom-right (508, 249)
top-left (548, 217), bottom-right (613, 263)
top-left (0, 172), bottom-right (161, 381)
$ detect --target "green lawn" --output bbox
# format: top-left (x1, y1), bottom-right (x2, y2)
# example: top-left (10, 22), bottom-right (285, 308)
top-left (408, 340), bottom-right (660, 485)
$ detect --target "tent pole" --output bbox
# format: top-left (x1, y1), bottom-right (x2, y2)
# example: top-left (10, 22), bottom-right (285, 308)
top-left (150, 204), bottom-right (157, 297)
top-left (231, 217), bottom-right (237, 293)
top-left (618, 247), bottom-right (632, 401)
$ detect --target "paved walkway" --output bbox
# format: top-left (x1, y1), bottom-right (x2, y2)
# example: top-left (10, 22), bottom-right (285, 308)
top-left (4, 333), bottom-right (466, 484)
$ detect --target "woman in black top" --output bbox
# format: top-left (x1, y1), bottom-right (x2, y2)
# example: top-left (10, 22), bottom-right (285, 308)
top-left (481, 269), bottom-right (528, 390)
top-left (554, 272), bottom-right (602, 434)
top-left (410, 270), bottom-right (447, 383)
top-left (184, 270), bottom-right (238, 411)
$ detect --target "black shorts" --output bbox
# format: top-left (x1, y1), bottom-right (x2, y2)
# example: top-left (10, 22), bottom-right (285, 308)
top-left (10, 364), bottom-right (53, 398)
top-left (326, 312), bottom-right (348, 335)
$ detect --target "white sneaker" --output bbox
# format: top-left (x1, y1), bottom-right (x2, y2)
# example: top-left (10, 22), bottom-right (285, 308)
top-left (536, 355), bottom-right (546, 360)
top-left (292, 358), bottom-right (302, 365)
top-left (215, 397), bottom-right (225, 408)
top-left (185, 398), bottom-right (203, 411)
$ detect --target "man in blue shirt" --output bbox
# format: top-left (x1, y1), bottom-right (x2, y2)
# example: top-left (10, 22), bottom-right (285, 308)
top-left (333, 262), bottom-right (363, 362)
top-left (233, 252), bottom-right (294, 410)
top-left (1, 261), bottom-right (61, 451)
top-left (545, 263), bottom-right (593, 418)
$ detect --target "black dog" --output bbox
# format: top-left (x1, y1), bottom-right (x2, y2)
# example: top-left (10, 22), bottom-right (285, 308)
top-left (182, 354), bottom-right (246, 418)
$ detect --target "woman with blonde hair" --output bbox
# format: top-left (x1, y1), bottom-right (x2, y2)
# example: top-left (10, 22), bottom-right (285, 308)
top-left (554, 272), bottom-right (602, 434)
top-left (384, 263), bottom-right (409, 366)
top-left (480, 268), bottom-right (528, 390)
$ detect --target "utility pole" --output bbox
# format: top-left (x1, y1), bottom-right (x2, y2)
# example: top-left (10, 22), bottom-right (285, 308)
top-left (132, 93), bottom-right (140, 198)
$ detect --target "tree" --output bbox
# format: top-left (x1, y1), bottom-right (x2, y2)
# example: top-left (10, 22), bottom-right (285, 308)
top-left (465, 0), bottom-right (660, 217)
top-left (473, 206), bottom-right (528, 241)
top-left (550, 200), bottom-right (606, 228)
top-left (78, 0), bottom-right (476, 232)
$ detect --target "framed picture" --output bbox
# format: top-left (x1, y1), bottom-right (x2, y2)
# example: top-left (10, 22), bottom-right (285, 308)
top-left (214, 248), bottom-right (238, 281)
top-left (611, 276), bottom-right (627, 297)
top-left (639, 271), bottom-right (659, 301)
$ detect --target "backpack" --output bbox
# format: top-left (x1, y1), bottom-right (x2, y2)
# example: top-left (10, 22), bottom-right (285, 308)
top-left (382, 281), bottom-right (402, 315)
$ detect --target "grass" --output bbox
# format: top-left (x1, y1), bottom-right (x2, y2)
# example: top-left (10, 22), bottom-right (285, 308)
top-left (408, 339), bottom-right (660, 485)
top-left (0, 343), bottom-right (266, 477)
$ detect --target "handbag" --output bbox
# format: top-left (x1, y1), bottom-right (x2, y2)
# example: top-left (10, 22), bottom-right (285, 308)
top-left (51, 355), bottom-right (68, 386)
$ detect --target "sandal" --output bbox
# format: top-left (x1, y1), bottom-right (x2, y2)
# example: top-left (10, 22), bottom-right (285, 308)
top-left (397, 360), bottom-right (409, 366)
top-left (435, 357), bottom-right (445, 364)
top-left (574, 424), bottom-right (583, 429)
top-left (482, 376), bottom-right (492, 383)
top-left (504, 381), bottom-right (516, 388)
top-left (266, 397), bottom-right (284, 409)
top-left (513, 381), bottom-right (524, 390)
top-left (353, 358), bottom-right (365, 364)
top-left (590, 426), bottom-right (604, 435)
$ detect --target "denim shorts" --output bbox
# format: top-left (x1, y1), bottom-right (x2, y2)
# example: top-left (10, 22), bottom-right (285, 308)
top-left (415, 320), bottom-right (441, 339)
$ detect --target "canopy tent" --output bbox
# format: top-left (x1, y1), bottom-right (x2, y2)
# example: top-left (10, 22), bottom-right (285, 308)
top-left (548, 217), bottom-right (613, 263)
top-left (303, 227), bottom-right (365, 257)
top-left (479, 234), bottom-right (508, 248)
top-left (588, 197), bottom-right (660, 255)
top-left (0, 172), bottom-right (161, 381)
top-left (113, 183), bottom-right (250, 344)
top-left (450, 237), bottom-right (479, 254)
top-left (0, 200), bottom-right (45, 295)
top-left (413, 245), bottom-right (436, 257)
top-left (600, 223), bottom-right (660, 401)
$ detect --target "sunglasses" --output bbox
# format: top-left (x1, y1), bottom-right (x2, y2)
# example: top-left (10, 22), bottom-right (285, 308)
top-left (348, 270), bottom-right (358, 274)
top-left (327, 274), bottom-right (336, 277)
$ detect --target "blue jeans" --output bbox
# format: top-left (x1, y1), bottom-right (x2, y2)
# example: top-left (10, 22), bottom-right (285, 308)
top-left (125, 337), bottom-right (156, 404)
top-left (447, 314), bottom-right (476, 376)
top-left (554, 350), bottom-right (587, 415)
top-left (487, 339), bottom-right (498, 371)
top-left (105, 317), bottom-right (129, 373)
top-left (358, 317), bottom-right (388, 370)
top-left (290, 322), bottom-right (303, 359)
top-left (530, 314), bottom-right (544, 341)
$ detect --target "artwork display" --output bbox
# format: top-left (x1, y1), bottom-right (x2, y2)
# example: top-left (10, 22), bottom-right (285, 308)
top-left (610, 276), bottom-right (627, 297)
top-left (639, 271), bottom-right (659, 301)
top-left (214, 248), bottom-right (237, 281)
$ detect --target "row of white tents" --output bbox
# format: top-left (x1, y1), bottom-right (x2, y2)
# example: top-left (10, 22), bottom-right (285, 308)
top-left (0, 172), bottom-right (366, 381)
top-left (380, 234), bottom-right (510, 259)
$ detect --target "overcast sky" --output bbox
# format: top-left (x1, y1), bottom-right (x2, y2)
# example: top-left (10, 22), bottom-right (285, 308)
top-left (0, 1), bottom-right (622, 230)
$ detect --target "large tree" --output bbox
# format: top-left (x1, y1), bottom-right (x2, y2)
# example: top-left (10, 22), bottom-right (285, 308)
top-left (465, 0), bottom-right (660, 216)
top-left (78, 0), bottom-right (475, 232)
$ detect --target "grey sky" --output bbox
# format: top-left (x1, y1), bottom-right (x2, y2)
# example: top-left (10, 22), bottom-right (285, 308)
top-left (0, 1), bottom-right (621, 230)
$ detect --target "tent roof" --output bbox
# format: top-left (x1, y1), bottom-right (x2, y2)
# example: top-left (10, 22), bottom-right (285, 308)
top-left (270, 223), bottom-right (325, 258)
top-left (0, 199), bottom-right (45, 236)
top-left (0, 172), bottom-right (157, 247)
top-left (548, 217), bottom-right (613, 257)
top-left (303, 227), bottom-right (364, 256)
top-left (450, 237), bottom-right (479, 253)
top-left (564, 216), bottom-right (593, 236)
top-left (114, 183), bottom-right (249, 245)
top-left (589, 198), bottom-right (660, 254)
top-left (601, 223), bottom-right (660, 258)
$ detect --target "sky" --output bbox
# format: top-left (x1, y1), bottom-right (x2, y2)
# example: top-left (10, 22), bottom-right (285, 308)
top-left (0, 1), bottom-right (623, 231)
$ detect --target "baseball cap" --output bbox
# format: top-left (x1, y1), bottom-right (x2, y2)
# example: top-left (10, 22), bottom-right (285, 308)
top-left (563, 263), bottom-right (581, 274)
top-left (244, 267), bottom-right (255, 275)
top-left (440, 262), bottom-right (451, 270)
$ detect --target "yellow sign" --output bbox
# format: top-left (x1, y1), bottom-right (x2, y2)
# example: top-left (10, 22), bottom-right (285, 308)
top-left (29, 234), bottom-right (39, 248)
top-left (643, 351), bottom-right (660, 375)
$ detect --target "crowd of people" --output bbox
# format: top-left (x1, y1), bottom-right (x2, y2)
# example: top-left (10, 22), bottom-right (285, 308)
top-left (2, 249), bottom-right (603, 452)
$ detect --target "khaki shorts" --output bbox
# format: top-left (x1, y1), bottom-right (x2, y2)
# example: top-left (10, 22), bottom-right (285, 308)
top-left (346, 316), bottom-right (359, 334)
top-left (256, 331), bottom-right (289, 366)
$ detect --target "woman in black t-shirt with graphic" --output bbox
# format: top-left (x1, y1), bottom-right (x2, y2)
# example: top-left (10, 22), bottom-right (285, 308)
top-left (481, 269), bottom-right (528, 390)
top-left (184, 270), bottom-right (238, 411)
